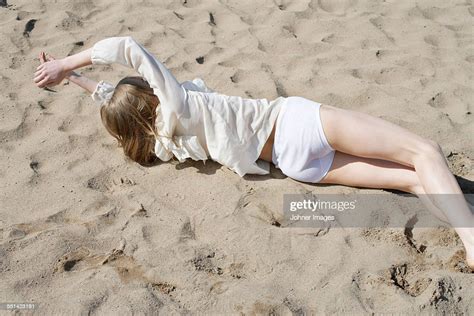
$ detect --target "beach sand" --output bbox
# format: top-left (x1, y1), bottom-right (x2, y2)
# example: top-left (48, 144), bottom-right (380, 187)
top-left (1, 0), bottom-right (473, 314)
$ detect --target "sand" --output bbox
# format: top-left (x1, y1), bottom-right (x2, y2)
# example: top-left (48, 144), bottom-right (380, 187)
top-left (1, 0), bottom-right (473, 314)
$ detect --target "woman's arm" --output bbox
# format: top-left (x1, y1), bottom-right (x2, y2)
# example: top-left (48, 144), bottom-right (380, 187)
top-left (35, 37), bottom-right (186, 116)
top-left (62, 48), bottom-right (93, 72)
top-left (67, 72), bottom-right (100, 94)
top-left (34, 49), bottom-right (93, 88)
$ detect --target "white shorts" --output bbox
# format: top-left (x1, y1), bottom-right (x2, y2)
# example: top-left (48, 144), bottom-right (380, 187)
top-left (272, 96), bottom-right (336, 183)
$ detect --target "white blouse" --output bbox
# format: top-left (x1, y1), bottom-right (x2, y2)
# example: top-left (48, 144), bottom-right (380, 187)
top-left (90, 36), bottom-right (286, 177)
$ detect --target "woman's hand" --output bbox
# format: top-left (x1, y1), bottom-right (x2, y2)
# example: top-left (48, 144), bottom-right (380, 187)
top-left (39, 52), bottom-right (77, 77)
top-left (39, 51), bottom-right (100, 94)
top-left (34, 52), bottom-right (70, 88)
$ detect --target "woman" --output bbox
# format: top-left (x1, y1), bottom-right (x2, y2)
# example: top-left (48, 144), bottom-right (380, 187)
top-left (33, 36), bottom-right (473, 269)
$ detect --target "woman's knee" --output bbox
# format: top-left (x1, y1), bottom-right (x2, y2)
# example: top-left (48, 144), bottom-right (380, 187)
top-left (413, 139), bottom-right (446, 165)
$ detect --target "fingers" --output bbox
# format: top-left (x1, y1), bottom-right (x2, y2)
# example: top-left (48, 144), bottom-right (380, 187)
top-left (37, 76), bottom-right (50, 88)
top-left (33, 72), bottom-right (50, 85)
top-left (39, 52), bottom-right (55, 62)
top-left (39, 52), bottom-right (46, 63)
top-left (34, 72), bottom-right (47, 85)
top-left (33, 69), bottom-right (44, 81)
top-left (35, 52), bottom-right (57, 89)
top-left (35, 52), bottom-right (46, 88)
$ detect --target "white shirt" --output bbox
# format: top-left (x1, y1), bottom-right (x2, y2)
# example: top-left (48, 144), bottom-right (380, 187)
top-left (90, 36), bottom-right (286, 177)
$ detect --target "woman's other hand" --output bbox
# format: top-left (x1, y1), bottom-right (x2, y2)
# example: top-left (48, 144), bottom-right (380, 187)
top-left (34, 52), bottom-right (69, 88)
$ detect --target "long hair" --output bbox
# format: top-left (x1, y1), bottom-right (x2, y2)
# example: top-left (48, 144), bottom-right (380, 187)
top-left (100, 76), bottom-right (160, 167)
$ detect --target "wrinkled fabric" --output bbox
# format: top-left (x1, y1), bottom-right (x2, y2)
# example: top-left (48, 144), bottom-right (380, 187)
top-left (91, 80), bottom-right (115, 103)
top-left (90, 36), bottom-right (285, 176)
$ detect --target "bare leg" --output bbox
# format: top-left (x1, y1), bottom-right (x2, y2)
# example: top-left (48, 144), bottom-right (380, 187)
top-left (319, 104), bottom-right (474, 268)
top-left (319, 151), bottom-right (450, 223)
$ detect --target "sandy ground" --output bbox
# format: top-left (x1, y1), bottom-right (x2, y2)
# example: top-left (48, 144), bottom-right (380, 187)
top-left (1, 0), bottom-right (473, 314)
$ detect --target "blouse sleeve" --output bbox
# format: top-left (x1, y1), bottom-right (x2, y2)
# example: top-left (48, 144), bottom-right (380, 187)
top-left (181, 77), bottom-right (215, 93)
top-left (90, 36), bottom-right (187, 162)
top-left (90, 80), bottom-right (115, 105)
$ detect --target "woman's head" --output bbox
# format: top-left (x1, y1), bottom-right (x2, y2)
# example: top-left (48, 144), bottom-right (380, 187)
top-left (100, 76), bottom-right (160, 166)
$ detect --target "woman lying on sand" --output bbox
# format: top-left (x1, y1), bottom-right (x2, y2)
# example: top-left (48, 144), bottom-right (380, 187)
top-left (33, 36), bottom-right (473, 269)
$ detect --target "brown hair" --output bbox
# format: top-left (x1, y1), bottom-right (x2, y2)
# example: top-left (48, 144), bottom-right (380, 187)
top-left (100, 76), bottom-right (160, 167)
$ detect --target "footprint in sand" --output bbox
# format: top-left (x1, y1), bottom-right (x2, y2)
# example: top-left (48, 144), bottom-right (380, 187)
top-left (428, 277), bottom-right (462, 313)
top-left (369, 17), bottom-right (395, 43)
top-left (86, 171), bottom-right (136, 193)
top-left (7, 228), bottom-right (27, 240)
top-left (383, 263), bottom-right (432, 297)
top-left (190, 248), bottom-right (223, 275)
top-left (349, 67), bottom-right (413, 85)
top-left (102, 246), bottom-right (178, 297)
top-left (4, 208), bottom-right (86, 243)
top-left (274, 0), bottom-right (311, 12)
top-left (5, 220), bottom-right (55, 242)
top-left (350, 263), bottom-right (437, 312)
top-left (424, 35), bottom-right (439, 47)
top-left (318, 0), bottom-right (358, 15)
top-left (86, 172), bottom-right (111, 192)
top-left (418, 6), bottom-right (445, 21)
top-left (413, 227), bottom-right (472, 273)
top-left (82, 207), bottom-right (119, 234)
top-left (233, 187), bottom-right (285, 228)
top-left (58, 11), bottom-right (83, 30)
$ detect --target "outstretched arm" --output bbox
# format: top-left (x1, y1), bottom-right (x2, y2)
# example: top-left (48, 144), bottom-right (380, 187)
top-left (34, 36), bottom-right (186, 115)
top-left (38, 52), bottom-right (115, 105)
top-left (34, 49), bottom-right (93, 88)
top-left (67, 72), bottom-right (99, 94)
